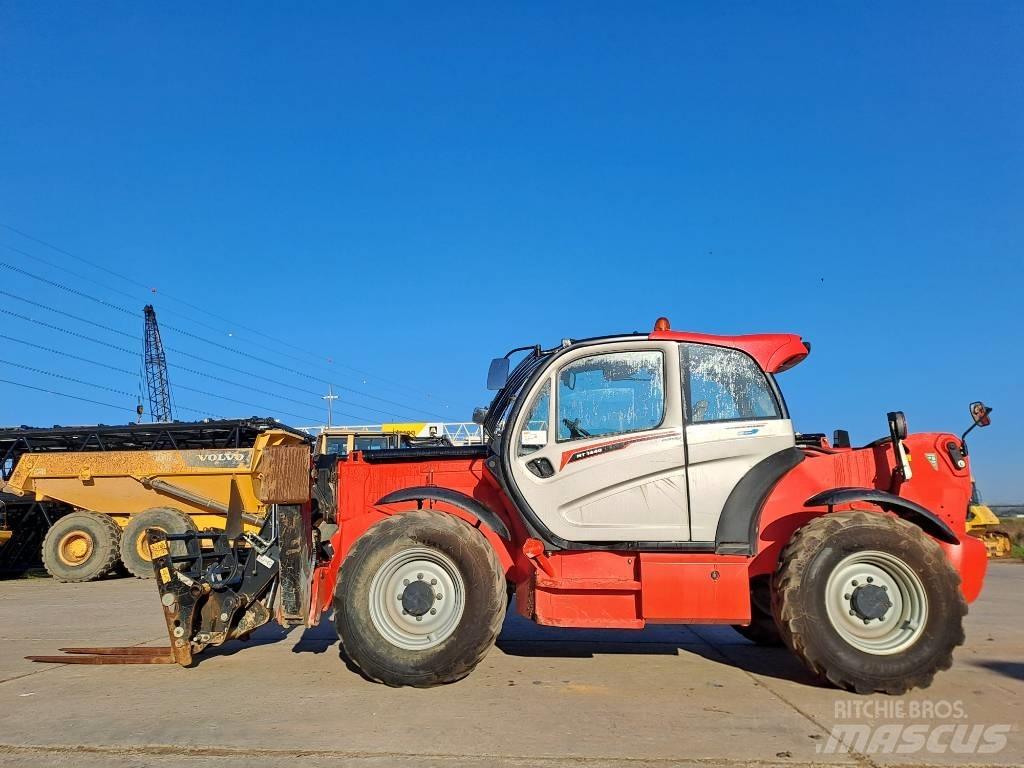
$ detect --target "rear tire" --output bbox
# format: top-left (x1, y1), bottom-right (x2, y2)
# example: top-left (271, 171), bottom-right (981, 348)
top-left (41, 511), bottom-right (121, 583)
top-left (120, 507), bottom-right (197, 579)
top-left (334, 511), bottom-right (506, 687)
top-left (773, 511), bottom-right (966, 694)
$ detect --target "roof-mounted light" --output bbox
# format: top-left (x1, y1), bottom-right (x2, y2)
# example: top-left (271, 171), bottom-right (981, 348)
top-left (653, 316), bottom-right (671, 331)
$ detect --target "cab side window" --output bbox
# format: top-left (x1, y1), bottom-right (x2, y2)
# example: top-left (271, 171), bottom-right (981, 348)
top-left (682, 343), bottom-right (780, 423)
top-left (518, 380), bottom-right (551, 456)
top-left (557, 350), bottom-right (665, 441)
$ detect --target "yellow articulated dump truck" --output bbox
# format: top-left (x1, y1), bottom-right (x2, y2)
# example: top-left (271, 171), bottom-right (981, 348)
top-left (1, 419), bottom-right (311, 582)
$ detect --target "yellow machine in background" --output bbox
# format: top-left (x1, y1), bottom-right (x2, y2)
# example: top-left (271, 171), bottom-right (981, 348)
top-left (6, 428), bottom-right (310, 581)
top-left (316, 422), bottom-right (449, 456)
top-left (966, 481), bottom-right (1012, 558)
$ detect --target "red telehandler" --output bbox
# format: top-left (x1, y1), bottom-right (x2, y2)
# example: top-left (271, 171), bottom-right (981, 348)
top-left (31, 319), bottom-right (991, 695)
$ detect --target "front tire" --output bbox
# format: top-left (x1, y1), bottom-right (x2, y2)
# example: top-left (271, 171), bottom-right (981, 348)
top-left (334, 511), bottom-right (506, 687)
top-left (774, 511), bottom-right (966, 694)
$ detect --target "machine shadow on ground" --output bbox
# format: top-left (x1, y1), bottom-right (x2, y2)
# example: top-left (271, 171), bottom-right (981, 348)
top-left (973, 660), bottom-right (1024, 682)
top-left (189, 609), bottom-right (823, 687)
top-left (495, 616), bottom-right (824, 688)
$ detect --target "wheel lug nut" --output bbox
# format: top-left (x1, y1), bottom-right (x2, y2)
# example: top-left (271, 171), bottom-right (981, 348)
top-left (851, 580), bottom-right (858, 586)
top-left (402, 609), bottom-right (407, 615)
top-left (430, 608), bottom-right (437, 615)
top-left (881, 585), bottom-right (887, 591)
top-left (862, 618), bottom-right (870, 625)
top-left (417, 573), bottom-right (423, 580)
top-left (436, 594), bottom-right (443, 600)
top-left (849, 610), bottom-right (856, 616)
top-left (866, 577), bottom-right (874, 583)
top-left (430, 578), bottom-right (437, 585)
top-left (415, 615), bottom-right (423, 622)
top-left (843, 594), bottom-right (851, 600)
top-left (397, 595), bottom-right (402, 601)
top-left (403, 579), bottom-right (410, 586)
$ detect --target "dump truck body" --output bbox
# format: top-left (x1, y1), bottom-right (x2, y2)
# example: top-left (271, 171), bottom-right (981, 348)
top-left (1, 418), bottom-right (311, 580)
top-left (8, 429), bottom-right (305, 528)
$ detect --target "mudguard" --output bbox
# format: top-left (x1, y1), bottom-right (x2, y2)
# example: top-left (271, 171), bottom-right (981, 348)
top-left (376, 486), bottom-right (511, 541)
top-left (804, 487), bottom-right (959, 544)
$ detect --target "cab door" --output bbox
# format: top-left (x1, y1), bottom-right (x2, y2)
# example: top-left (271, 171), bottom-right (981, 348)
top-left (507, 341), bottom-right (689, 542)
top-left (679, 342), bottom-right (796, 542)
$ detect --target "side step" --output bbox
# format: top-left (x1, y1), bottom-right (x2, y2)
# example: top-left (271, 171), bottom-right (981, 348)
top-left (26, 647), bottom-right (176, 665)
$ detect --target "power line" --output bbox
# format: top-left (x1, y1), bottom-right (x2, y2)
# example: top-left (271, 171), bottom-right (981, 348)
top-left (0, 334), bottom-right (324, 423)
top-left (0, 289), bottom-right (137, 341)
top-left (0, 377), bottom-right (130, 415)
top-left (0, 361), bottom-right (218, 419)
top-left (0, 331), bottom-right (368, 425)
top-left (0, 298), bottom-right (414, 421)
top-left (2, 224), bottom-right (451, 407)
top-left (0, 333), bottom-right (137, 377)
top-left (0, 255), bottom-right (136, 318)
top-left (0, 359), bottom-right (134, 399)
top-left (1, 307), bottom-right (138, 355)
top-left (0, 255), bottom-right (450, 420)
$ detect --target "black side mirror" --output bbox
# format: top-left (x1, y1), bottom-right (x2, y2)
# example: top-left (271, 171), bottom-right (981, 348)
top-left (960, 401), bottom-right (993, 452)
top-left (886, 411), bottom-right (912, 480)
top-left (486, 358), bottom-right (510, 391)
top-left (472, 406), bottom-right (489, 425)
top-left (970, 401), bottom-right (992, 428)
top-left (886, 411), bottom-right (908, 441)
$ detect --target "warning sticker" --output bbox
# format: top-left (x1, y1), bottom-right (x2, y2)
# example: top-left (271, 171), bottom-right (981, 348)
top-left (158, 567), bottom-right (171, 584)
top-left (148, 540), bottom-right (169, 559)
top-left (256, 553), bottom-right (275, 569)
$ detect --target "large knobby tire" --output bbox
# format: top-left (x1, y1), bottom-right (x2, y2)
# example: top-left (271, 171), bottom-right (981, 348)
top-left (334, 511), bottom-right (506, 687)
top-left (41, 511), bottom-right (122, 583)
top-left (732, 575), bottom-right (783, 646)
top-left (120, 507), bottom-right (198, 579)
top-left (773, 511), bottom-right (966, 694)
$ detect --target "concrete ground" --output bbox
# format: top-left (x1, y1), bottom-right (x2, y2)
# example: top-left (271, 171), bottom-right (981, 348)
top-left (0, 564), bottom-right (1020, 768)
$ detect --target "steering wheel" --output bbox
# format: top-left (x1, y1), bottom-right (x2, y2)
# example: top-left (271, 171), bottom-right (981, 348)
top-left (562, 417), bottom-right (592, 439)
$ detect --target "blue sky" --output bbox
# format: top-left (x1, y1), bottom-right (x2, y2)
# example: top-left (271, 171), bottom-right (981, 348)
top-left (1, 3), bottom-right (1020, 500)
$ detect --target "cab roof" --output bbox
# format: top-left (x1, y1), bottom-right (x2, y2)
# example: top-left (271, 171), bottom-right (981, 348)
top-left (649, 327), bottom-right (810, 373)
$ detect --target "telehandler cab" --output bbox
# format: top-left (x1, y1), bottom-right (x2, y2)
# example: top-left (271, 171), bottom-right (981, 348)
top-left (31, 319), bottom-right (991, 695)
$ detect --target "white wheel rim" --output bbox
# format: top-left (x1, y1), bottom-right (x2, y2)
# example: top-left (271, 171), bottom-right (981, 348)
top-left (824, 550), bottom-right (928, 655)
top-left (368, 547), bottom-right (465, 651)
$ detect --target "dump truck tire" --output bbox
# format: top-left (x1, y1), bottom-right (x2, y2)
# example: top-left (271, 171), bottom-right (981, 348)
top-left (732, 576), bottom-right (782, 646)
top-left (773, 511), bottom-right (966, 694)
top-left (120, 507), bottom-right (197, 579)
top-left (334, 510), bottom-right (506, 687)
top-left (41, 511), bottom-right (122, 583)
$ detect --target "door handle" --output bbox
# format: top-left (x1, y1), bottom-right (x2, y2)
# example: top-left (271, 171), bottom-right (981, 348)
top-left (526, 457), bottom-right (555, 478)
